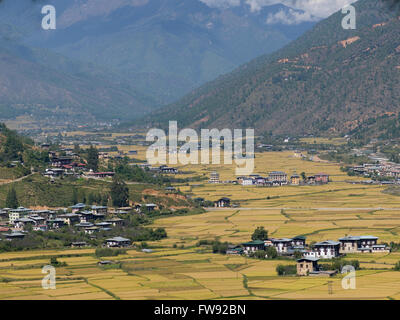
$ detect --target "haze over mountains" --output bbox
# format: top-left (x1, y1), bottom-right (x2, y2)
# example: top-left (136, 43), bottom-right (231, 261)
top-left (0, 0), bottom-right (319, 121)
top-left (145, 0), bottom-right (400, 138)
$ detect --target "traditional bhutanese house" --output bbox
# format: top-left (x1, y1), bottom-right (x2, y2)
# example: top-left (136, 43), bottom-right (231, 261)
top-left (105, 236), bottom-right (131, 248)
top-left (209, 171), bottom-right (220, 184)
top-left (98, 260), bottom-right (115, 266)
top-left (241, 178), bottom-right (254, 186)
top-left (145, 204), bottom-right (157, 212)
top-left (46, 218), bottom-right (66, 230)
top-left (32, 210), bottom-right (55, 219)
top-left (307, 175), bottom-right (316, 184)
top-left (292, 236), bottom-right (306, 247)
top-left (236, 176), bottom-right (246, 185)
top-left (339, 235), bottom-right (388, 253)
top-left (59, 213), bottom-right (81, 225)
top-left (290, 173), bottom-right (301, 185)
top-left (70, 203), bottom-right (86, 214)
top-left (91, 205), bottom-right (108, 215)
top-left (51, 156), bottom-right (73, 167)
top-left (5, 232), bottom-right (26, 240)
top-left (75, 222), bottom-right (94, 230)
top-left (311, 240), bottom-right (341, 259)
top-left (87, 172), bottom-right (115, 179)
top-left (33, 224), bottom-right (48, 232)
top-left (214, 197), bottom-right (231, 208)
top-left (84, 226), bottom-right (100, 235)
top-left (242, 240), bottom-right (265, 254)
top-left (315, 173), bottom-right (329, 184)
top-left (365, 244), bottom-right (391, 253)
top-left (339, 235), bottom-right (361, 253)
top-left (270, 238), bottom-right (293, 253)
top-left (357, 235), bottom-right (379, 249)
top-left (28, 215), bottom-right (46, 225)
top-left (71, 242), bottom-right (87, 248)
top-left (226, 245), bottom-right (244, 255)
top-left (13, 218), bottom-right (36, 230)
top-left (80, 211), bottom-right (95, 222)
top-left (159, 166), bottom-right (178, 174)
top-left (105, 218), bottom-right (124, 227)
top-left (95, 222), bottom-right (112, 229)
top-left (255, 177), bottom-right (267, 186)
top-left (268, 171), bottom-right (287, 184)
top-left (297, 257), bottom-right (320, 276)
top-left (165, 186), bottom-right (177, 193)
top-left (8, 207), bottom-right (32, 224)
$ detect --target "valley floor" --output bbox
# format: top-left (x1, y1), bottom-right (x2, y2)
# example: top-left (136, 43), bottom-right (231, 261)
top-left (1, 151), bottom-right (400, 299)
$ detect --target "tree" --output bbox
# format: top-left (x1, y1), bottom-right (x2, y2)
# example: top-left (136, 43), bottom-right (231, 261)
top-left (293, 250), bottom-right (303, 259)
top-left (265, 246), bottom-right (278, 259)
top-left (87, 145), bottom-right (99, 171)
top-left (73, 144), bottom-right (81, 155)
top-left (5, 187), bottom-right (18, 209)
top-left (110, 176), bottom-right (129, 207)
top-left (301, 172), bottom-right (306, 181)
top-left (88, 193), bottom-right (96, 205)
top-left (251, 226), bottom-right (268, 241)
top-left (71, 188), bottom-right (78, 205)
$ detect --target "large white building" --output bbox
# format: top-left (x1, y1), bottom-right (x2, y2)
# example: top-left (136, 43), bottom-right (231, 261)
top-left (8, 207), bottom-right (32, 224)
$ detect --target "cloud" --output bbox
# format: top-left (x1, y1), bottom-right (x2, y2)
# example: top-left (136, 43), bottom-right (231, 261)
top-left (200, 0), bottom-right (356, 19)
top-left (200, 0), bottom-right (241, 8)
top-left (266, 8), bottom-right (319, 25)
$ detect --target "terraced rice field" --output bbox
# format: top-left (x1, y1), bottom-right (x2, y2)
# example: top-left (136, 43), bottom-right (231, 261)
top-left (1, 150), bottom-right (400, 299)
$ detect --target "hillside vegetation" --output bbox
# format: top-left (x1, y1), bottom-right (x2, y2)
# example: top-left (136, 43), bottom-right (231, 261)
top-left (143, 0), bottom-right (400, 139)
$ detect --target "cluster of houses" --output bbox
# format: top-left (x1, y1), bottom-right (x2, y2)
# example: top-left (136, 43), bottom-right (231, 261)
top-left (138, 164), bottom-right (178, 174)
top-left (225, 234), bottom-right (391, 276)
top-left (43, 150), bottom-right (116, 180)
top-left (351, 163), bottom-right (400, 182)
top-left (209, 171), bottom-right (329, 187)
top-left (0, 205), bottom-right (122, 235)
top-left (0, 203), bottom-right (158, 247)
top-left (228, 234), bottom-right (389, 259)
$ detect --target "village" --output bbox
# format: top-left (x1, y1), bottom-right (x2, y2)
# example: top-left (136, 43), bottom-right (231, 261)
top-left (229, 233), bottom-right (390, 277)
top-left (0, 202), bottom-right (164, 248)
top-left (209, 171), bottom-right (329, 186)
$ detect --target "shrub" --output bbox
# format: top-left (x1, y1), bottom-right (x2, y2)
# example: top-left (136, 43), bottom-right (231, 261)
top-left (276, 264), bottom-right (297, 276)
top-left (95, 248), bottom-right (127, 257)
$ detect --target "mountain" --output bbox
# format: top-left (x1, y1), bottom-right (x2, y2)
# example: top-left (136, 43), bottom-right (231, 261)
top-left (0, 0), bottom-right (316, 105)
top-left (142, 0), bottom-right (400, 138)
top-left (0, 22), bottom-right (156, 122)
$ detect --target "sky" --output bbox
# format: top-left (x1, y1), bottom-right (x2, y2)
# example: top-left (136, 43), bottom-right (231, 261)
top-left (200, 0), bottom-right (355, 24)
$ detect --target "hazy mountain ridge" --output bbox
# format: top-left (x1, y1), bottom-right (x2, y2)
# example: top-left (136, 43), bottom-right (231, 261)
top-left (141, 0), bottom-right (400, 138)
top-left (0, 23), bottom-right (156, 121)
top-left (2, 0), bottom-right (316, 105)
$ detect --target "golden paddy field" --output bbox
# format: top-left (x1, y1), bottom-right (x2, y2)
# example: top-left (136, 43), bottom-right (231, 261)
top-left (1, 149), bottom-right (400, 299)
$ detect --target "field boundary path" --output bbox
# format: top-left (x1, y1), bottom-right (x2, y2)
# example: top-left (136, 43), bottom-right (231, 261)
top-left (0, 173), bottom-right (34, 186)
